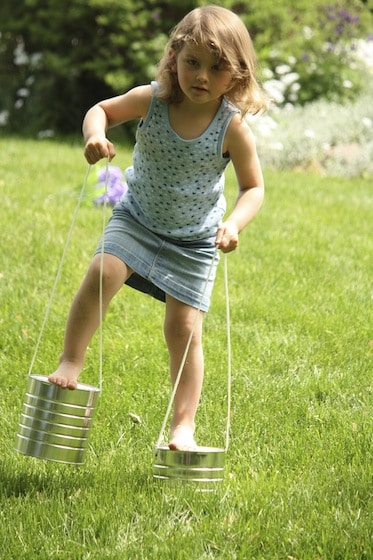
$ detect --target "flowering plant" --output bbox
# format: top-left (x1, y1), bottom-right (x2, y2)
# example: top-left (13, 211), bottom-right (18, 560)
top-left (92, 165), bottom-right (127, 206)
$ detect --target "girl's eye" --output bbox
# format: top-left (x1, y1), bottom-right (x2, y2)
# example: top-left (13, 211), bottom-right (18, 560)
top-left (187, 59), bottom-right (198, 67)
top-left (212, 62), bottom-right (228, 72)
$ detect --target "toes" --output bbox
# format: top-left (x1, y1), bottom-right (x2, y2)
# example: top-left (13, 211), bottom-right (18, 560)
top-left (168, 441), bottom-right (198, 451)
top-left (48, 375), bottom-right (77, 390)
top-left (66, 380), bottom-right (78, 390)
top-left (169, 426), bottom-right (197, 451)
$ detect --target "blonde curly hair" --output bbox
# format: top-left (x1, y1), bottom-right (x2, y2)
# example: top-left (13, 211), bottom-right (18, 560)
top-left (156, 5), bottom-right (269, 116)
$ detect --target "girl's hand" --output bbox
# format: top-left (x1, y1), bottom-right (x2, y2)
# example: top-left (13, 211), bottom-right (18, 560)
top-left (84, 135), bottom-right (116, 165)
top-left (215, 221), bottom-right (239, 253)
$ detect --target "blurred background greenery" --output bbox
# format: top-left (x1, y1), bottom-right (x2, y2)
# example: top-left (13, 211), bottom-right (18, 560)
top-left (1, 0), bottom-right (372, 135)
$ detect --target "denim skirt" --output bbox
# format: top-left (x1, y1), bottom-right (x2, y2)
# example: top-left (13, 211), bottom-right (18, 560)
top-left (95, 204), bottom-right (219, 312)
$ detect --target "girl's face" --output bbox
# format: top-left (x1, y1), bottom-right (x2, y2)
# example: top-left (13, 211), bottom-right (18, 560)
top-left (173, 43), bottom-right (233, 106)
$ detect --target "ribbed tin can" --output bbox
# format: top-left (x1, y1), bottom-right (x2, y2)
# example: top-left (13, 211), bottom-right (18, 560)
top-left (153, 446), bottom-right (225, 491)
top-left (14, 374), bottom-right (100, 464)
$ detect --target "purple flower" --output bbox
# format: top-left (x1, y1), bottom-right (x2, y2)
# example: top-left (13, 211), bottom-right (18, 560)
top-left (321, 6), bottom-right (360, 41)
top-left (94, 165), bottom-right (128, 206)
top-left (97, 166), bottom-right (123, 183)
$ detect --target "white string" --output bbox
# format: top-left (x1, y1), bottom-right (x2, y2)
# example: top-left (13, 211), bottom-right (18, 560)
top-left (98, 161), bottom-right (109, 392)
top-left (27, 165), bottom-right (92, 377)
top-left (224, 253), bottom-right (231, 452)
top-left (155, 249), bottom-right (232, 451)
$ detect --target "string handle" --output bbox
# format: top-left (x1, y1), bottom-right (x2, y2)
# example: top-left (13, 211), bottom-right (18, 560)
top-left (98, 161), bottom-right (109, 391)
top-left (155, 251), bottom-right (232, 452)
top-left (27, 161), bottom-right (108, 394)
top-left (224, 253), bottom-right (231, 452)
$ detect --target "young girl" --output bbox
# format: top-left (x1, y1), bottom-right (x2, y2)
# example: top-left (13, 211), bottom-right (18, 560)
top-left (48, 5), bottom-right (268, 450)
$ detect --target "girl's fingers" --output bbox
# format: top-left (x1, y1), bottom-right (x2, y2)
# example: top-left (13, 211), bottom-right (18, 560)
top-left (215, 222), bottom-right (239, 252)
top-left (84, 137), bottom-right (116, 164)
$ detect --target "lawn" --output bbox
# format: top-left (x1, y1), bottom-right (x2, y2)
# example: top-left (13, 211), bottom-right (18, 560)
top-left (0, 137), bottom-right (372, 559)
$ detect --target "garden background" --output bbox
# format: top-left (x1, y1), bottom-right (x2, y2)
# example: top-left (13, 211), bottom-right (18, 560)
top-left (0, 1), bottom-right (372, 558)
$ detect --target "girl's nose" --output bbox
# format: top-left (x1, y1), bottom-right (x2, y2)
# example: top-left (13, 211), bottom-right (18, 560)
top-left (196, 67), bottom-right (208, 82)
top-left (197, 66), bottom-right (207, 82)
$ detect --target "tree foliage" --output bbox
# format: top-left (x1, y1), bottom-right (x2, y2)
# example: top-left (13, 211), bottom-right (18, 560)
top-left (0, 0), bottom-right (371, 134)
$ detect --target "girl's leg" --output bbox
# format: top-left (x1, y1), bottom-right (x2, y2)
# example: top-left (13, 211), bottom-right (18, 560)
top-left (164, 295), bottom-right (204, 450)
top-left (48, 253), bottom-right (132, 389)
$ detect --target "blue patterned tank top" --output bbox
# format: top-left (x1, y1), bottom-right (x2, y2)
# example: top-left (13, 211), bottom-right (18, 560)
top-left (121, 81), bottom-right (239, 241)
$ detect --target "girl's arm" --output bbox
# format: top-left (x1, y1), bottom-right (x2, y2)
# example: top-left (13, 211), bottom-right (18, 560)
top-left (82, 84), bottom-right (152, 164)
top-left (216, 115), bottom-right (264, 253)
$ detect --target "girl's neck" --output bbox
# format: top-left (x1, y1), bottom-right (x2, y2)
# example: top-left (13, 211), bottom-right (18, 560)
top-left (168, 96), bottom-right (223, 140)
top-left (176, 95), bottom-right (222, 115)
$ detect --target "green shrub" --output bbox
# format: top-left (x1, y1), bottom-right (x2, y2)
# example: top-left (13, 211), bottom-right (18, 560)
top-left (258, 2), bottom-right (370, 106)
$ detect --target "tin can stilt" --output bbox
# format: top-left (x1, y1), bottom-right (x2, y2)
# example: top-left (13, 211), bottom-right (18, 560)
top-left (14, 375), bottom-right (100, 465)
top-left (153, 445), bottom-right (225, 491)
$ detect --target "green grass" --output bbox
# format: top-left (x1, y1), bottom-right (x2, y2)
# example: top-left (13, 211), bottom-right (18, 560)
top-left (0, 136), bottom-right (372, 559)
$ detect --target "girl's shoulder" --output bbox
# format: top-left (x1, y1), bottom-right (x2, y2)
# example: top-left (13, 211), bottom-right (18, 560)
top-left (224, 113), bottom-right (256, 154)
top-left (227, 112), bottom-right (253, 137)
top-left (126, 84), bottom-right (153, 116)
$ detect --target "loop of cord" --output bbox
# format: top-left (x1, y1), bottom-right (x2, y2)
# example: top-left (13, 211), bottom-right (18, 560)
top-left (98, 162), bottom-right (109, 392)
top-left (224, 253), bottom-right (231, 452)
top-left (155, 251), bottom-right (232, 452)
top-left (27, 161), bottom-right (108, 394)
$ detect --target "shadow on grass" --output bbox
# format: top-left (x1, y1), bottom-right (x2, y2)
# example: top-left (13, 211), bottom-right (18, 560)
top-left (0, 451), bottom-right (152, 499)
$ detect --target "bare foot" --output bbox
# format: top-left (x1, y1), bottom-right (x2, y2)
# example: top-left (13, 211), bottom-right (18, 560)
top-left (48, 361), bottom-right (81, 390)
top-left (169, 425), bottom-right (197, 451)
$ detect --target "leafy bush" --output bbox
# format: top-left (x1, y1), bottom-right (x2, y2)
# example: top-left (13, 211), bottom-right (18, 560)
top-left (260, 4), bottom-right (370, 106)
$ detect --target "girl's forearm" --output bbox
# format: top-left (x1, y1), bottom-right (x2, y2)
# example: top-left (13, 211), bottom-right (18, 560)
top-left (82, 105), bottom-right (109, 142)
top-left (82, 105), bottom-right (116, 164)
top-left (226, 185), bottom-right (264, 233)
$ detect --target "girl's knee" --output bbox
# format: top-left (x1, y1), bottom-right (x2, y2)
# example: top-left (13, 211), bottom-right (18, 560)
top-left (87, 254), bottom-right (127, 292)
top-left (164, 305), bottom-right (203, 346)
